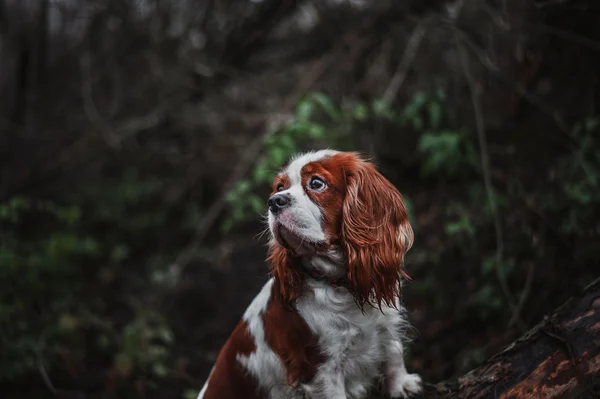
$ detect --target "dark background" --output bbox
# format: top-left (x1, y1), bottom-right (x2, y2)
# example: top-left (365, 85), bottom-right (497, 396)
top-left (1, 0), bottom-right (600, 398)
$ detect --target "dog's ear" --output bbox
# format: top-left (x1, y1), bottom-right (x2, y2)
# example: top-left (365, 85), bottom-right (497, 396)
top-left (340, 155), bottom-right (414, 309)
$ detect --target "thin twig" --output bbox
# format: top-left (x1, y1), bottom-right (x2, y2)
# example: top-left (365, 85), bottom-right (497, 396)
top-left (449, 25), bottom-right (571, 135)
top-left (80, 51), bottom-right (116, 147)
top-left (455, 37), bottom-right (524, 329)
top-left (535, 22), bottom-right (600, 52)
top-left (508, 261), bottom-right (536, 328)
top-left (481, 2), bottom-right (600, 51)
top-left (382, 23), bottom-right (427, 105)
top-left (533, 0), bottom-right (572, 8)
top-left (38, 362), bottom-right (87, 399)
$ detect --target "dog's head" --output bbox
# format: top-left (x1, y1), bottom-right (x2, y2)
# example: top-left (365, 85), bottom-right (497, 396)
top-left (267, 150), bottom-right (413, 309)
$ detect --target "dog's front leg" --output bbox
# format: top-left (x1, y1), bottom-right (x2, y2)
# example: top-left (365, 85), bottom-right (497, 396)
top-left (385, 340), bottom-right (422, 398)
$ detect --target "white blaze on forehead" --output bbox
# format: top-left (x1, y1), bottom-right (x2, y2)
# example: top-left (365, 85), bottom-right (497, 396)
top-left (284, 149), bottom-right (340, 185)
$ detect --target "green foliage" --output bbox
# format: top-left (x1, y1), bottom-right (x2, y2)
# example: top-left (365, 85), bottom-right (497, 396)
top-left (445, 202), bottom-right (475, 238)
top-left (420, 132), bottom-right (462, 174)
top-left (112, 308), bottom-right (173, 379)
top-left (376, 89), bottom-right (479, 177)
top-left (408, 91), bottom-right (479, 177)
top-left (0, 171), bottom-right (175, 390)
top-left (472, 256), bottom-right (518, 320)
top-left (0, 197), bottom-right (90, 380)
top-left (556, 117), bottom-right (600, 234)
top-left (419, 132), bottom-right (479, 177)
top-left (451, 115), bottom-right (600, 323)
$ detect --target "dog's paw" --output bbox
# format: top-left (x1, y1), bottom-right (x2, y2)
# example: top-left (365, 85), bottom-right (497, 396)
top-left (388, 373), bottom-right (422, 398)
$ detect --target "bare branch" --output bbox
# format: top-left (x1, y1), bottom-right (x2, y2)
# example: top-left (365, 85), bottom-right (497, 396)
top-left (382, 23), bottom-right (427, 105)
top-left (455, 34), bottom-right (523, 329)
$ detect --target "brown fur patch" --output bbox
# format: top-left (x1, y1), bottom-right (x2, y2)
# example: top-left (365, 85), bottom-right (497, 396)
top-left (263, 293), bottom-right (325, 386)
top-left (201, 320), bottom-right (262, 399)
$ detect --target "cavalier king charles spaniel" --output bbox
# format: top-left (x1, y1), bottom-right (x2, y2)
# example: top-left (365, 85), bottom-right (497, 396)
top-left (198, 150), bottom-right (422, 399)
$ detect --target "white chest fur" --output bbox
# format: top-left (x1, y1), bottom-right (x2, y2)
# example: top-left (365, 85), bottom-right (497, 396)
top-left (296, 281), bottom-right (408, 399)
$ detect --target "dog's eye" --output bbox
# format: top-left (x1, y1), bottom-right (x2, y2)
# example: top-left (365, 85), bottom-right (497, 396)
top-left (308, 177), bottom-right (326, 191)
top-left (276, 184), bottom-right (284, 192)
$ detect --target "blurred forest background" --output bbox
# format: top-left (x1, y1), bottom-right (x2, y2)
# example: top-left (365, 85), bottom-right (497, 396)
top-left (1, 0), bottom-right (600, 398)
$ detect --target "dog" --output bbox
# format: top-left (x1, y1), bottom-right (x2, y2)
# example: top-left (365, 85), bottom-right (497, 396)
top-left (198, 150), bottom-right (422, 399)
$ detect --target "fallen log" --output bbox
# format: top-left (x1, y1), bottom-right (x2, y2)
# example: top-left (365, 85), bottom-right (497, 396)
top-left (372, 278), bottom-right (600, 399)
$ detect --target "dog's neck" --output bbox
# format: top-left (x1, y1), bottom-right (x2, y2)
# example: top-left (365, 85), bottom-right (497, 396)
top-left (301, 250), bottom-right (345, 279)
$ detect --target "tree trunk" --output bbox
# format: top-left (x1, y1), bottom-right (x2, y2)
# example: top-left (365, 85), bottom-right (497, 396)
top-left (373, 278), bottom-right (600, 399)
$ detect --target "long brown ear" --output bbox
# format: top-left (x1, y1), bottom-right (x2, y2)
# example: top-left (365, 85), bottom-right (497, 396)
top-left (267, 242), bottom-right (303, 307)
top-left (341, 154), bottom-right (414, 310)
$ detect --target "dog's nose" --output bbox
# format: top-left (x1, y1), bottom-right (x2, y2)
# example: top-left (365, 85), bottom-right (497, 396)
top-left (268, 193), bottom-right (291, 214)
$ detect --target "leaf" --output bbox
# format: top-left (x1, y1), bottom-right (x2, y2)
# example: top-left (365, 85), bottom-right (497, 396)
top-left (157, 326), bottom-right (174, 344)
top-left (55, 206), bottom-right (82, 225)
top-left (481, 257), bottom-right (496, 275)
top-left (307, 124), bottom-right (326, 139)
top-left (0, 197), bottom-right (32, 223)
top-left (571, 122), bottom-right (582, 136)
top-left (252, 168), bottom-right (271, 184)
top-left (111, 244), bottom-right (130, 262)
top-left (184, 389), bottom-right (200, 399)
top-left (584, 117), bottom-right (599, 132)
top-left (231, 207), bottom-right (246, 222)
top-left (296, 98), bottom-right (315, 121)
top-left (249, 195), bottom-right (264, 214)
top-left (237, 179), bottom-right (251, 194)
top-left (428, 101), bottom-right (443, 129)
top-left (114, 353), bottom-right (133, 377)
top-left (58, 314), bottom-right (79, 331)
top-left (268, 145), bottom-right (288, 167)
top-left (220, 218), bottom-right (234, 233)
top-left (402, 92), bottom-right (427, 119)
top-left (418, 131), bottom-right (465, 176)
top-left (445, 217), bottom-right (474, 237)
top-left (279, 132), bottom-right (297, 150)
top-left (465, 142), bottom-right (481, 171)
top-left (46, 233), bottom-right (79, 260)
top-left (98, 334), bottom-right (111, 349)
top-left (410, 115), bottom-right (424, 130)
top-left (152, 362), bottom-right (168, 377)
top-left (373, 99), bottom-right (393, 118)
top-left (352, 103), bottom-right (368, 121)
top-left (435, 86), bottom-right (447, 100)
top-left (310, 93), bottom-right (340, 121)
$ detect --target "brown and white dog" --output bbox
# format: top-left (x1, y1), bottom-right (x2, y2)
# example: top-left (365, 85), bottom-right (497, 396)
top-left (198, 150), bottom-right (422, 399)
